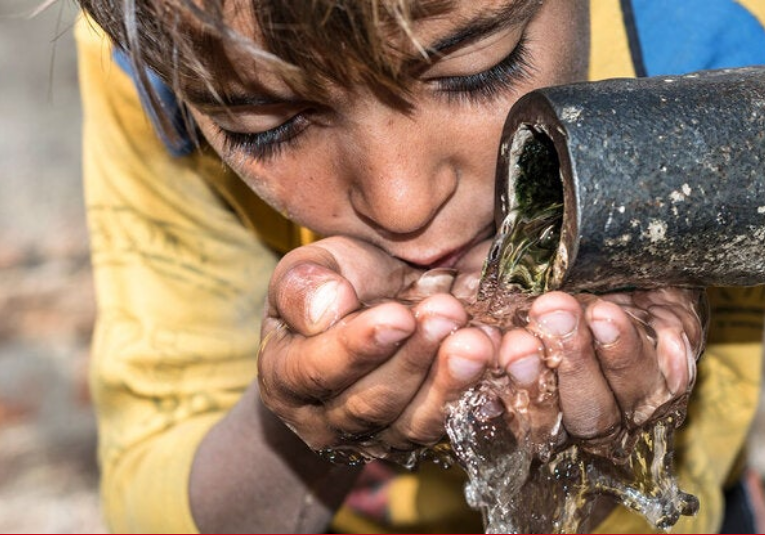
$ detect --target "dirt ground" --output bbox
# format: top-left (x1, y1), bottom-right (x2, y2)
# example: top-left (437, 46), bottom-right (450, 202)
top-left (0, 1), bottom-right (764, 533)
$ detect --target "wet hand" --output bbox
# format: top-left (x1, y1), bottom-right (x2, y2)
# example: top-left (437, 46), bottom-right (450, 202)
top-left (257, 236), bottom-right (495, 456)
top-left (497, 288), bottom-right (706, 455)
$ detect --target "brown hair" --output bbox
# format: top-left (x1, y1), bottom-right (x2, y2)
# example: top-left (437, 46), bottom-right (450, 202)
top-left (78, 0), bottom-right (453, 143)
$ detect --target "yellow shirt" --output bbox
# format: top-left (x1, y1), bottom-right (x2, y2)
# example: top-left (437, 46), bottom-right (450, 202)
top-left (76, 1), bottom-right (765, 532)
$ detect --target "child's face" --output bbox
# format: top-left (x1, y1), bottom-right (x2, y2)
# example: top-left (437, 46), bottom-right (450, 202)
top-left (186, 0), bottom-right (588, 269)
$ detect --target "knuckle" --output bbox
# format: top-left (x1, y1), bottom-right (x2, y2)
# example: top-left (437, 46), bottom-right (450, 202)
top-left (599, 350), bottom-right (639, 375)
top-left (300, 363), bottom-right (336, 400)
top-left (631, 391), bottom-right (675, 427)
top-left (258, 384), bottom-right (298, 421)
top-left (396, 414), bottom-right (443, 446)
top-left (397, 351), bottom-right (431, 377)
top-left (646, 304), bottom-right (683, 327)
top-left (405, 426), bottom-right (442, 446)
top-left (258, 371), bottom-right (308, 410)
top-left (340, 395), bottom-right (393, 433)
top-left (563, 402), bottom-right (621, 440)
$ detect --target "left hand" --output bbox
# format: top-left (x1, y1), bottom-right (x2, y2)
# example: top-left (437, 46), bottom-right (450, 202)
top-left (495, 287), bottom-right (706, 454)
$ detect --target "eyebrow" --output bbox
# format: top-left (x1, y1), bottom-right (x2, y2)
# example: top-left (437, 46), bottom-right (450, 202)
top-left (183, 86), bottom-right (296, 109)
top-left (426, 0), bottom-right (541, 56)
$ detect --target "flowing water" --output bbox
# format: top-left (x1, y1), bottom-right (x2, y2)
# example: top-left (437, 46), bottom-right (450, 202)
top-left (443, 203), bottom-right (699, 533)
top-left (317, 191), bottom-right (699, 532)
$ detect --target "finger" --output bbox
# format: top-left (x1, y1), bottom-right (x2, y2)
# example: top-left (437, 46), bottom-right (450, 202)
top-left (452, 271), bottom-right (482, 303)
top-left (598, 292), bottom-right (652, 328)
top-left (528, 292), bottom-right (621, 440)
top-left (396, 268), bottom-right (456, 302)
top-left (377, 327), bottom-right (494, 447)
top-left (323, 294), bottom-right (469, 435)
top-left (269, 237), bottom-right (423, 335)
top-left (258, 301), bottom-right (416, 404)
top-left (269, 261), bottom-right (362, 335)
top-left (267, 402), bottom-right (335, 450)
top-left (499, 329), bottom-right (563, 447)
top-left (585, 299), bottom-right (673, 427)
top-left (633, 288), bottom-right (706, 354)
top-left (274, 237), bottom-right (422, 302)
top-left (646, 304), bottom-right (694, 395)
top-left (453, 239), bottom-right (492, 302)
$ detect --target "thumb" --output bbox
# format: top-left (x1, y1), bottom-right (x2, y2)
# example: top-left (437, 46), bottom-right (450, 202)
top-left (269, 260), bottom-right (360, 336)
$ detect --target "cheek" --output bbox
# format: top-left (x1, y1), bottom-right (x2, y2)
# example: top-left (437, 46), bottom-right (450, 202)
top-left (237, 168), bottom-right (283, 211)
top-left (222, 153), bottom-right (290, 214)
top-left (436, 110), bottom-right (505, 215)
top-left (447, 106), bottom-right (513, 164)
top-left (194, 121), bottom-right (330, 221)
top-left (240, 164), bottom-right (339, 224)
top-left (233, 153), bottom-right (348, 231)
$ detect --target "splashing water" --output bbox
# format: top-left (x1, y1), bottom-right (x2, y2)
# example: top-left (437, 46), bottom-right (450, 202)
top-left (445, 373), bottom-right (698, 533)
top-left (444, 204), bottom-right (699, 533)
top-left (315, 197), bottom-right (699, 533)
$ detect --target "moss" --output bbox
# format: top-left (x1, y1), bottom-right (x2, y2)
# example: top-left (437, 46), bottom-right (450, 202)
top-left (515, 131), bottom-right (563, 215)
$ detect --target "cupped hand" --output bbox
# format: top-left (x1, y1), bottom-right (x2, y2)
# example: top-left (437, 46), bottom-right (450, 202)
top-left (497, 287), bottom-right (706, 456)
top-left (257, 236), bottom-right (496, 458)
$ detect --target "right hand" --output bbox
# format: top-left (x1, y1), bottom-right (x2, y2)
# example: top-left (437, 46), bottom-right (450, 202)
top-left (257, 236), bottom-right (496, 456)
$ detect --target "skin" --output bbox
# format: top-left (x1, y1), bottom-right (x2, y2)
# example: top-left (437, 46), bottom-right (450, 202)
top-left (175, 0), bottom-right (705, 531)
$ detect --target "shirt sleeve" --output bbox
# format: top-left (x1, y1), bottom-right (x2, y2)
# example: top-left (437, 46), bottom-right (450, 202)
top-left (75, 16), bottom-right (279, 533)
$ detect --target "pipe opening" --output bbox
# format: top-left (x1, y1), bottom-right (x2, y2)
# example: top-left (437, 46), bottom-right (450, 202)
top-left (493, 125), bottom-right (566, 293)
top-left (509, 125), bottom-right (564, 217)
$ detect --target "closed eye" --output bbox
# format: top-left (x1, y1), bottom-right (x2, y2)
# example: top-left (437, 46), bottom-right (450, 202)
top-left (430, 35), bottom-right (532, 104)
top-left (214, 112), bottom-right (311, 161)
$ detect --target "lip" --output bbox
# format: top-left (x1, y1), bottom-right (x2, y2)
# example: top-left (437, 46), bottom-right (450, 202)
top-left (401, 224), bottom-right (495, 270)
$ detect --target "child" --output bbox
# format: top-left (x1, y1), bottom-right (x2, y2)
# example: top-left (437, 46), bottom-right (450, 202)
top-left (74, 0), bottom-right (765, 532)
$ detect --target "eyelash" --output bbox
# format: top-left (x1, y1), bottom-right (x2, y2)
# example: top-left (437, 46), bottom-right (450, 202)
top-left (432, 36), bottom-right (532, 103)
top-left (217, 36), bottom-right (532, 159)
top-left (217, 114), bottom-right (309, 160)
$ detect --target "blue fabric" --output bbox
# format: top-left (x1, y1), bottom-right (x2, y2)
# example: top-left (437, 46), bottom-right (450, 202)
top-left (113, 49), bottom-right (196, 157)
top-left (631, 0), bottom-right (765, 76)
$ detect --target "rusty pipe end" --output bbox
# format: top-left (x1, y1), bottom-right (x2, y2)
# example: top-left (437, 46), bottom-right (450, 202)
top-left (496, 93), bottom-right (578, 291)
top-left (495, 67), bottom-right (765, 292)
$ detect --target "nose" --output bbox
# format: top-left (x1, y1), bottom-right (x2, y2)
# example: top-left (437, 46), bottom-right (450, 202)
top-left (342, 108), bottom-right (458, 236)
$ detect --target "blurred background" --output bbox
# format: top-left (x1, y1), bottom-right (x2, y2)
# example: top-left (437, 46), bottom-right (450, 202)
top-left (0, 0), bottom-right (764, 533)
top-left (0, 0), bottom-right (104, 531)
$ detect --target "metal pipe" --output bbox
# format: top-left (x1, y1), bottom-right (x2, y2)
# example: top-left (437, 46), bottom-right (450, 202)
top-left (496, 66), bottom-right (765, 292)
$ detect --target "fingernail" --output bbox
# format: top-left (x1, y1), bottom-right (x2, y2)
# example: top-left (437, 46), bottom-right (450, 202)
top-left (508, 356), bottom-right (541, 385)
top-left (423, 317), bottom-right (460, 341)
top-left (449, 355), bottom-right (485, 382)
top-left (309, 281), bottom-right (339, 326)
top-left (590, 319), bottom-right (620, 346)
top-left (683, 333), bottom-right (697, 390)
top-left (375, 327), bottom-right (412, 347)
top-left (535, 311), bottom-right (577, 337)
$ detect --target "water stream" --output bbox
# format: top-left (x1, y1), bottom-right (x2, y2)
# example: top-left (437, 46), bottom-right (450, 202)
top-left (317, 185), bottom-right (700, 533)
top-left (444, 203), bottom-right (699, 533)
